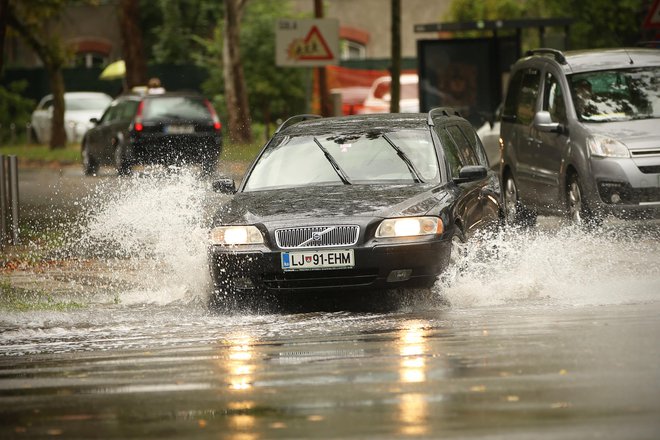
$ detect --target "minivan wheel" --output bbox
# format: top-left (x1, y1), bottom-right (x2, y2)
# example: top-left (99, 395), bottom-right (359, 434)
top-left (503, 175), bottom-right (536, 227)
top-left (566, 173), bottom-right (600, 227)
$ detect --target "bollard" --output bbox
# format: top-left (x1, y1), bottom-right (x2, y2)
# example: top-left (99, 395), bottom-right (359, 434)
top-left (8, 156), bottom-right (19, 245)
top-left (0, 155), bottom-right (7, 247)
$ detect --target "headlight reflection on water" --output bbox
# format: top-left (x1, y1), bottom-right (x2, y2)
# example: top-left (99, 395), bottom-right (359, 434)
top-left (397, 320), bottom-right (430, 436)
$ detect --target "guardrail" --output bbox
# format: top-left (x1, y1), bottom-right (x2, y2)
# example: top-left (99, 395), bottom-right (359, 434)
top-left (0, 154), bottom-right (20, 249)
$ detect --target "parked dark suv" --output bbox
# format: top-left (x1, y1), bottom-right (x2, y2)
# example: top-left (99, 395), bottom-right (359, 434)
top-left (500, 48), bottom-right (660, 225)
top-left (82, 92), bottom-right (222, 175)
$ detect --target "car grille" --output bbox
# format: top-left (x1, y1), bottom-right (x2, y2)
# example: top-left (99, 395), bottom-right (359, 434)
top-left (631, 148), bottom-right (660, 158)
top-left (275, 225), bottom-right (360, 249)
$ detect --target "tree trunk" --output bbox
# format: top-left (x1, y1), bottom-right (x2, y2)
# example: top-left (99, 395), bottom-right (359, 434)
top-left (47, 64), bottom-right (66, 148)
top-left (390, 0), bottom-right (401, 113)
top-left (5, 2), bottom-right (66, 149)
top-left (0, 0), bottom-right (8, 74)
top-left (223, 0), bottom-right (252, 144)
top-left (119, 0), bottom-right (147, 90)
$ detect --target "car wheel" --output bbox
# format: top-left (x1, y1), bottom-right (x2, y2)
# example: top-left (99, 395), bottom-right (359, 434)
top-left (503, 174), bottom-right (537, 227)
top-left (449, 228), bottom-right (467, 269)
top-left (566, 173), bottom-right (601, 227)
top-left (115, 143), bottom-right (132, 176)
top-left (82, 140), bottom-right (99, 176)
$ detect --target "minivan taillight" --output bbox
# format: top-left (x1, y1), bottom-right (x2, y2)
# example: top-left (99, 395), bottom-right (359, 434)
top-left (133, 100), bottom-right (145, 132)
top-left (205, 100), bottom-right (222, 132)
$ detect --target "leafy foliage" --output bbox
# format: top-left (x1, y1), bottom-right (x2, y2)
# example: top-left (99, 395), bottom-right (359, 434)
top-left (193, 1), bottom-right (309, 126)
top-left (148, 0), bottom-right (221, 64)
top-left (0, 81), bottom-right (35, 143)
top-left (445, 0), bottom-right (647, 49)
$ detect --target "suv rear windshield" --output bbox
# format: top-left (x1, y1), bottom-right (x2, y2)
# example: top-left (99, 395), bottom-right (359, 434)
top-left (569, 67), bottom-right (660, 122)
top-left (143, 96), bottom-right (211, 120)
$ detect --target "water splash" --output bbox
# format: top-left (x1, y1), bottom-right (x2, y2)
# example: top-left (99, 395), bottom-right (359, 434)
top-left (438, 220), bottom-right (660, 308)
top-left (74, 167), bottom-right (214, 305)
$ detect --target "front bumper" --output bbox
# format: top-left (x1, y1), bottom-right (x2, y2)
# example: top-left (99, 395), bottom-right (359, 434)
top-left (589, 156), bottom-right (660, 216)
top-left (209, 239), bottom-right (451, 294)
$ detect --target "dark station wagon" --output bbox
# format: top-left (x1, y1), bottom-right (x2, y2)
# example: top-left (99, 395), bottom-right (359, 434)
top-left (82, 92), bottom-right (222, 175)
top-left (208, 109), bottom-right (501, 310)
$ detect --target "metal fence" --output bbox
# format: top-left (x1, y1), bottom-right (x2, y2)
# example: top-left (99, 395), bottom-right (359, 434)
top-left (0, 155), bottom-right (20, 249)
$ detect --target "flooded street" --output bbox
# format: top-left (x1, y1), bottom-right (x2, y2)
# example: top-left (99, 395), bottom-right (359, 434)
top-left (1, 167), bottom-right (660, 439)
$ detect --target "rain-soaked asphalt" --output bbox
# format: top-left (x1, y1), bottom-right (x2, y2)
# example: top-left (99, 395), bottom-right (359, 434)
top-left (1, 165), bottom-right (660, 439)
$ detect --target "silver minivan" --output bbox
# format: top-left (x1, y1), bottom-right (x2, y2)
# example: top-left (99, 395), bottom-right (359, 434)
top-left (500, 48), bottom-right (660, 225)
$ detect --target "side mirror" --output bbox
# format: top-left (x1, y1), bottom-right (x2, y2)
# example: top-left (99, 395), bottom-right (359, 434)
top-left (90, 117), bottom-right (99, 125)
top-left (533, 111), bottom-right (563, 133)
top-left (212, 178), bottom-right (236, 194)
top-left (454, 165), bottom-right (487, 184)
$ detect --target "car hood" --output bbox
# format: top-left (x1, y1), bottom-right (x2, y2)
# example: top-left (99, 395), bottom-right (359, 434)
top-left (212, 183), bottom-right (450, 226)
top-left (586, 118), bottom-right (660, 150)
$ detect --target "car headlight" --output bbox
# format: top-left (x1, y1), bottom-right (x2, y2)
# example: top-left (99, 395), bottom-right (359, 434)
top-left (209, 225), bottom-right (264, 245)
top-left (375, 216), bottom-right (443, 238)
top-left (587, 135), bottom-right (629, 158)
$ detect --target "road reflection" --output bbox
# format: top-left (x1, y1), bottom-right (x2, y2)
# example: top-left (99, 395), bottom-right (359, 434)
top-left (223, 333), bottom-right (258, 440)
top-left (397, 319), bottom-right (431, 437)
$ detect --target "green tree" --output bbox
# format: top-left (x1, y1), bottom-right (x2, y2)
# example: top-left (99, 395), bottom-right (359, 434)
top-left (152, 0), bottom-right (219, 64)
top-left (6, 0), bottom-right (70, 149)
top-left (445, 0), bottom-right (647, 50)
top-left (194, 0), bottom-right (308, 139)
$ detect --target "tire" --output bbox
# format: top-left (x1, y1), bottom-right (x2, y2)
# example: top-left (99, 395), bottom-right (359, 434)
top-left (449, 228), bottom-right (467, 268)
top-left (115, 143), bottom-right (132, 176)
top-left (566, 173), bottom-right (601, 228)
top-left (503, 174), bottom-right (537, 227)
top-left (82, 140), bottom-right (99, 176)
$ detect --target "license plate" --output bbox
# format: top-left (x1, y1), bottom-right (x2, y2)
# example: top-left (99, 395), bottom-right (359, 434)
top-left (166, 125), bottom-right (195, 134)
top-left (281, 249), bottom-right (354, 271)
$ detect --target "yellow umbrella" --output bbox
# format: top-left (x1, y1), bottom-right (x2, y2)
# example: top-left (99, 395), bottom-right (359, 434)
top-left (99, 60), bottom-right (126, 80)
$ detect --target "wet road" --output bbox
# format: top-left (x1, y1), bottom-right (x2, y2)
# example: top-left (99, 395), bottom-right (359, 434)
top-left (1, 165), bottom-right (660, 439)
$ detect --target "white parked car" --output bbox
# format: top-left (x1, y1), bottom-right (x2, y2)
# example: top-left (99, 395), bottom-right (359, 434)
top-left (31, 92), bottom-right (112, 144)
top-left (358, 73), bottom-right (419, 114)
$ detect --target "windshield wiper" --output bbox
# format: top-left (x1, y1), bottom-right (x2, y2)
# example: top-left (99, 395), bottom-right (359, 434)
top-left (313, 138), bottom-right (352, 185)
top-left (382, 133), bottom-right (424, 183)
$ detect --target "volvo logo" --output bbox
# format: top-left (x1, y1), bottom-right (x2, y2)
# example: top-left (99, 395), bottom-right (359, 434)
top-left (312, 232), bottom-right (323, 241)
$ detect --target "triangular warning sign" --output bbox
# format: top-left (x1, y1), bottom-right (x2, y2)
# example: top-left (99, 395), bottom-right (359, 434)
top-left (287, 26), bottom-right (334, 61)
top-left (643, 0), bottom-right (660, 29)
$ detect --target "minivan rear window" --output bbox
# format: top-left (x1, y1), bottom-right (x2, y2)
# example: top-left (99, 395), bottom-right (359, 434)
top-left (143, 96), bottom-right (211, 120)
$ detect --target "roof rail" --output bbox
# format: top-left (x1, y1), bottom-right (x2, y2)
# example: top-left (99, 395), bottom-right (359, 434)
top-left (275, 114), bottom-right (322, 134)
top-left (525, 48), bottom-right (567, 64)
top-left (427, 107), bottom-right (462, 126)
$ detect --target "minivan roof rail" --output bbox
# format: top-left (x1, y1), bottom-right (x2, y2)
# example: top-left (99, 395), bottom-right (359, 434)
top-left (275, 114), bottom-right (322, 134)
top-left (427, 107), bottom-right (462, 126)
top-left (526, 48), bottom-right (567, 64)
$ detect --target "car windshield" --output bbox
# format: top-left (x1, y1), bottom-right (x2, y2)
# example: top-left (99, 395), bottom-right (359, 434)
top-left (569, 67), bottom-right (660, 122)
top-left (65, 95), bottom-right (111, 111)
top-left (143, 96), bottom-right (211, 120)
top-left (243, 129), bottom-right (439, 191)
